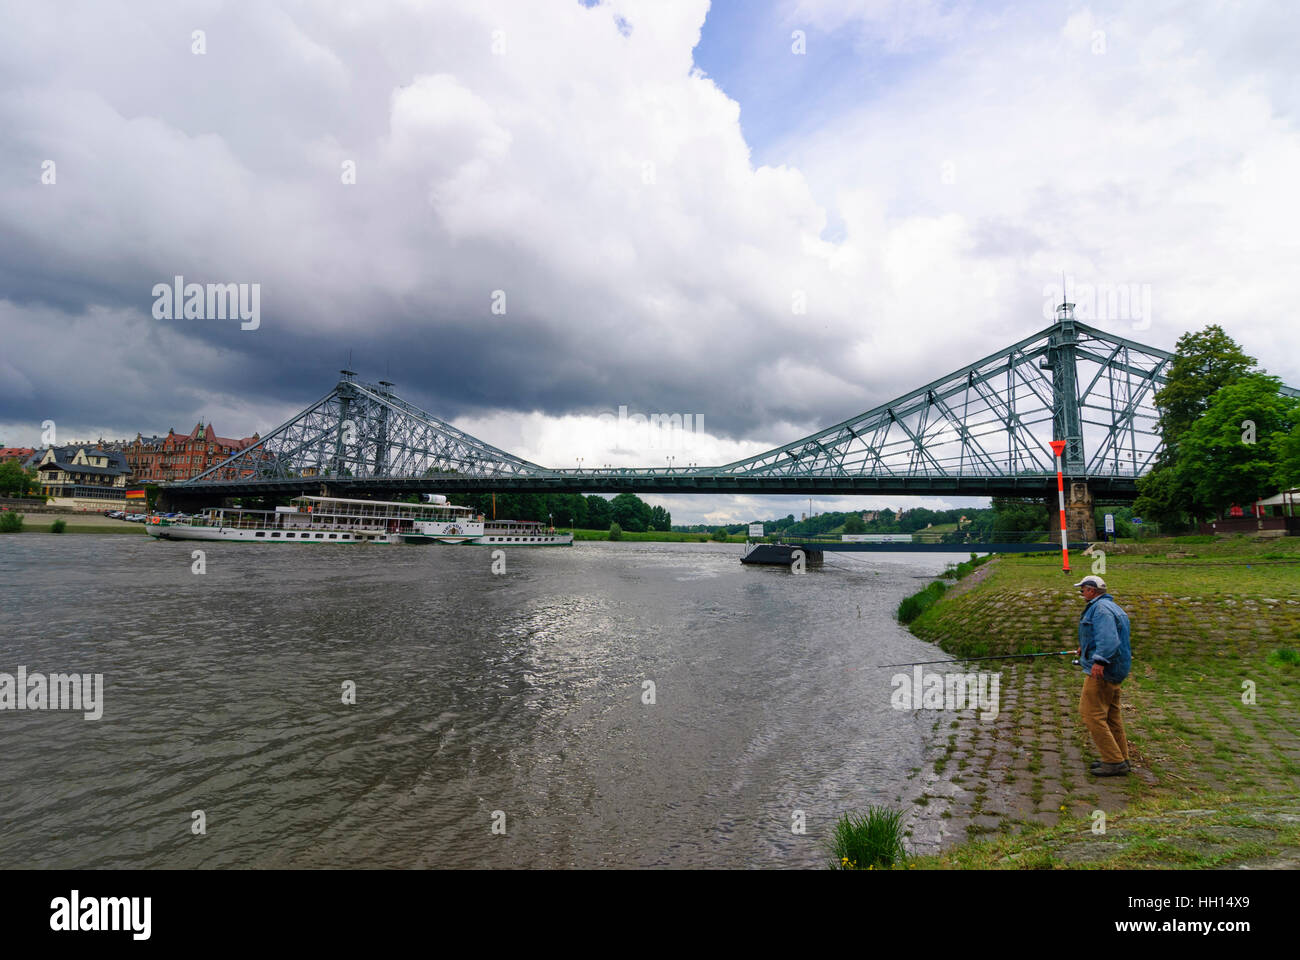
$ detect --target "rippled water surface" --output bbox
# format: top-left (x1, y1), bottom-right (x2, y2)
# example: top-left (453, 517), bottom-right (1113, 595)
top-left (0, 535), bottom-right (948, 868)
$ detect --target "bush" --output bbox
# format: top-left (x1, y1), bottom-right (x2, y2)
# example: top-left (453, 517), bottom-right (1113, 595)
top-left (0, 511), bottom-right (24, 533)
top-left (828, 805), bottom-right (908, 870)
top-left (50, 518), bottom-right (66, 533)
top-left (710, 525), bottom-right (729, 541)
top-left (608, 522), bottom-right (622, 541)
top-left (1266, 647), bottom-right (1299, 668)
top-left (897, 580), bottom-right (947, 624)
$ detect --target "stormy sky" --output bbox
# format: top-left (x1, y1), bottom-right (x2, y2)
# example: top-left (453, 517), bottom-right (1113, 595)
top-left (2, 0), bottom-right (1298, 524)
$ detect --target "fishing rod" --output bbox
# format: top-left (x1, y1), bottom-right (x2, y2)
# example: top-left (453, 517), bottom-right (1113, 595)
top-left (876, 650), bottom-right (1076, 668)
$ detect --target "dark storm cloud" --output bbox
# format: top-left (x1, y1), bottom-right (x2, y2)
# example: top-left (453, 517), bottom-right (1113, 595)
top-left (2, 0), bottom-right (917, 452)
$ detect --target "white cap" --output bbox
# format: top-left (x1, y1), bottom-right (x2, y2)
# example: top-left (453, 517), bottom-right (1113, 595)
top-left (1073, 575), bottom-right (1106, 590)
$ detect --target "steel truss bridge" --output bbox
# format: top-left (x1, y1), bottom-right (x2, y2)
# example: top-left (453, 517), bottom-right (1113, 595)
top-left (163, 308), bottom-right (1298, 509)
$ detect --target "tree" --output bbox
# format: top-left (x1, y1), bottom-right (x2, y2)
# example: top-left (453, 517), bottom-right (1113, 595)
top-left (1132, 466), bottom-right (1189, 529)
top-left (1273, 421), bottom-right (1300, 492)
top-left (989, 498), bottom-right (1044, 533)
top-left (1172, 373), bottom-right (1299, 517)
top-left (0, 462), bottom-right (36, 497)
top-left (585, 495), bottom-right (612, 529)
top-left (843, 513), bottom-right (866, 534)
top-left (610, 492), bottom-right (650, 532)
top-left (1153, 325), bottom-right (1257, 462)
top-left (608, 521), bottom-right (622, 541)
top-left (563, 493), bottom-right (588, 529)
top-left (710, 524), bottom-right (729, 541)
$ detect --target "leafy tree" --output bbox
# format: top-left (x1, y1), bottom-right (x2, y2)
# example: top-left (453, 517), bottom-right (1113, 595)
top-left (843, 513), bottom-right (866, 534)
top-left (0, 462), bottom-right (36, 497)
top-left (1153, 325), bottom-right (1257, 462)
top-left (585, 495), bottom-right (612, 529)
top-left (648, 504), bottom-right (671, 531)
top-left (563, 493), bottom-right (588, 529)
top-left (989, 498), bottom-right (1044, 533)
top-left (1272, 421), bottom-right (1300, 491)
top-left (1172, 373), bottom-right (1299, 517)
top-left (1133, 463), bottom-right (1192, 529)
top-left (710, 525), bottom-right (729, 541)
top-left (608, 521), bottom-right (622, 540)
top-left (610, 492), bottom-right (650, 532)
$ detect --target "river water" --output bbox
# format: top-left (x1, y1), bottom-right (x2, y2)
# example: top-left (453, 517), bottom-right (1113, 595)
top-left (0, 535), bottom-right (950, 868)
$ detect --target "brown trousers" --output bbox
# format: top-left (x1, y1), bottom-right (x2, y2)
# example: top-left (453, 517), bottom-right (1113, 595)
top-left (1079, 675), bottom-right (1129, 764)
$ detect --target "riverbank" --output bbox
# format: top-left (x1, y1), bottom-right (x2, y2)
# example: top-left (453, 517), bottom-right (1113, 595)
top-left (897, 535), bottom-right (1300, 868)
top-left (1, 512), bottom-right (147, 534)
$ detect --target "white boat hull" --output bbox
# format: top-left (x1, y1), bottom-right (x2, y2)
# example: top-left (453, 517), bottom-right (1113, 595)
top-left (145, 495), bottom-right (574, 546)
top-left (147, 523), bottom-right (398, 544)
top-left (147, 523), bottom-right (573, 546)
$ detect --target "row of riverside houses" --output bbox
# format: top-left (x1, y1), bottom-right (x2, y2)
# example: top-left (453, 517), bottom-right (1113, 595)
top-left (122, 421), bottom-right (261, 484)
top-left (9, 421), bottom-right (261, 511)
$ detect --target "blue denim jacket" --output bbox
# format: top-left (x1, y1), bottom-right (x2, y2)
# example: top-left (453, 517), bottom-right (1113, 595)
top-left (1078, 593), bottom-right (1131, 683)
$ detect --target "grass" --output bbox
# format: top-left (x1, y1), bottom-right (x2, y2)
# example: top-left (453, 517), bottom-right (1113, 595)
top-left (827, 805), bottom-right (909, 870)
top-left (943, 552), bottom-right (993, 581)
top-left (897, 580), bottom-right (948, 624)
top-left (897, 534), bottom-right (1300, 868)
top-left (906, 791), bottom-right (1300, 869)
top-left (1266, 647), bottom-right (1300, 668)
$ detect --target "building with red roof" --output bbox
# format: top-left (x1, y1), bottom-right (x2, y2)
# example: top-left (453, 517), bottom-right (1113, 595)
top-left (124, 421), bottom-right (261, 483)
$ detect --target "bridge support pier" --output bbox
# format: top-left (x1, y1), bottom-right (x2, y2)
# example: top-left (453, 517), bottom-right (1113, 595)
top-left (1046, 481), bottom-right (1096, 543)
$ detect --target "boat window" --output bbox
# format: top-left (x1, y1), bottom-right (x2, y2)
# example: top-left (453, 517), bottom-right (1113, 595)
top-left (329, 534), bottom-right (337, 539)
top-left (256, 532), bottom-right (265, 537)
top-left (316, 533), bottom-right (324, 539)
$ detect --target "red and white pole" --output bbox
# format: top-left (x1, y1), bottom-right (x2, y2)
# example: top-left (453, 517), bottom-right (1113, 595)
top-left (1050, 440), bottom-right (1069, 573)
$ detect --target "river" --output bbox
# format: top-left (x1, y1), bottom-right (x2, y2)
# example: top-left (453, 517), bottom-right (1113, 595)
top-left (0, 535), bottom-right (951, 868)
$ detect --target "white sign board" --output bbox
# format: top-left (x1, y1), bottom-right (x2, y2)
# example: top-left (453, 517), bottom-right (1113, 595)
top-left (842, 534), bottom-right (914, 543)
top-left (1104, 514), bottom-right (1115, 534)
top-left (748, 524), bottom-right (764, 538)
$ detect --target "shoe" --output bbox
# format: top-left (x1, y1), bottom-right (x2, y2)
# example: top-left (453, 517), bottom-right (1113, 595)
top-left (1090, 758), bottom-right (1129, 769)
top-left (1091, 761), bottom-right (1130, 776)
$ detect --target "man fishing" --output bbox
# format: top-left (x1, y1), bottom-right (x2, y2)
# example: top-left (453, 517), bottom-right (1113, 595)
top-left (1074, 575), bottom-right (1132, 776)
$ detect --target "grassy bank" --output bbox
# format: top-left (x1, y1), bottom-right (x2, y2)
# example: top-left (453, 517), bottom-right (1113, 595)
top-left (2, 513), bottom-right (147, 534)
top-left (896, 534), bottom-right (1300, 868)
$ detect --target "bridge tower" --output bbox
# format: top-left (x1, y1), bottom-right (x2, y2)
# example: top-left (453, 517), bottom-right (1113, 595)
top-left (1041, 297), bottom-right (1094, 540)
top-left (332, 369), bottom-right (356, 478)
top-left (373, 380), bottom-right (395, 476)
top-left (1043, 297), bottom-right (1086, 472)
